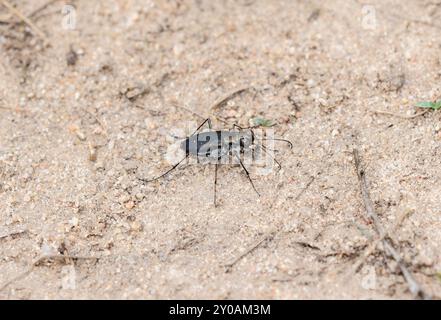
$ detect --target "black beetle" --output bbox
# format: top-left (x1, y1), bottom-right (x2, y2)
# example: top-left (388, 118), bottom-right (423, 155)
top-left (139, 118), bottom-right (292, 206)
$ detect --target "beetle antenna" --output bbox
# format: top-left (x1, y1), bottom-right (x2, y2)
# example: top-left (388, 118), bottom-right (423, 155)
top-left (259, 145), bottom-right (282, 170)
top-left (260, 138), bottom-right (293, 149)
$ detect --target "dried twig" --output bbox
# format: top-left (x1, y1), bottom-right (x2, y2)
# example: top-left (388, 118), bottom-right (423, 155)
top-left (170, 101), bottom-right (229, 125)
top-left (0, 254), bottom-right (99, 292)
top-left (88, 141), bottom-right (97, 162)
top-left (353, 0), bottom-right (441, 30)
top-left (0, 0), bottom-right (48, 41)
top-left (28, 0), bottom-right (59, 19)
top-left (210, 86), bottom-right (250, 111)
top-left (352, 209), bottom-right (413, 273)
top-left (371, 109), bottom-right (429, 119)
top-left (224, 231), bottom-right (276, 272)
top-left (391, 13), bottom-right (441, 31)
top-left (0, 105), bottom-right (28, 113)
top-left (294, 175), bottom-right (316, 201)
top-left (0, 229), bottom-right (27, 240)
top-left (171, 101), bottom-right (209, 120)
top-left (352, 149), bottom-right (429, 299)
top-left (170, 86), bottom-right (252, 126)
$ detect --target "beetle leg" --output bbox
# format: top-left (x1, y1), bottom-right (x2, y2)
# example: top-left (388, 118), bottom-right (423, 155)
top-left (138, 155), bottom-right (189, 183)
top-left (214, 163), bottom-right (219, 207)
top-left (234, 154), bottom-right (260, 197)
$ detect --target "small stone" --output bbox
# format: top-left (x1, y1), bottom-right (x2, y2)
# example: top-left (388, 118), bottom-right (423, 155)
top-left (318, 98), bottom-right (328, 107)
top-left (225, 109), bottom-right (237, 118)
top-left (69, 125), bottom-right (86, 141)
top-left (173, 43), bottom-right (184, 56)
top-left (88, 143), bottom-right (97, 162)
top-left (95, 161), bottom-right (105, 170)
top-left (144, 118), bottom-right (157, 130)
top-left (123, 160), bottom-right (139, 172)
top-left (119, 194), bottom-right (130, 204)
top-left (69, 216), bottom-right (79, 227)
top-left (66, 47), bottom-right (78, 66)
top-left (130, 221), bottom-right (143, 232)
top-left (41, 243), bottom-right (57, 257)
top-left (125, 201), bottom-right (135, 210)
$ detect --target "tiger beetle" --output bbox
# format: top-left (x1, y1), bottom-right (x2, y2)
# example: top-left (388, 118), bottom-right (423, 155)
top-left (139, 118), bottom-right (292, 207)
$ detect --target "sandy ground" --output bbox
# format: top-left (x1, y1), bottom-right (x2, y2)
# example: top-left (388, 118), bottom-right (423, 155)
top-left (1, 0), bottom-right (441, 299)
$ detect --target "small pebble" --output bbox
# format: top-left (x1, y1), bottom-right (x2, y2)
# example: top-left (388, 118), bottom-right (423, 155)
top-left (135, 193), bottom-right (145, 201)
top-left (125, 201), bottom-right (135, 210)
top-left (130, 221), bottom-right (143, 232)
top-left (66, 47), bottom-right (78, 66)
top-left (69, 216), bottom-right (79, 227)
